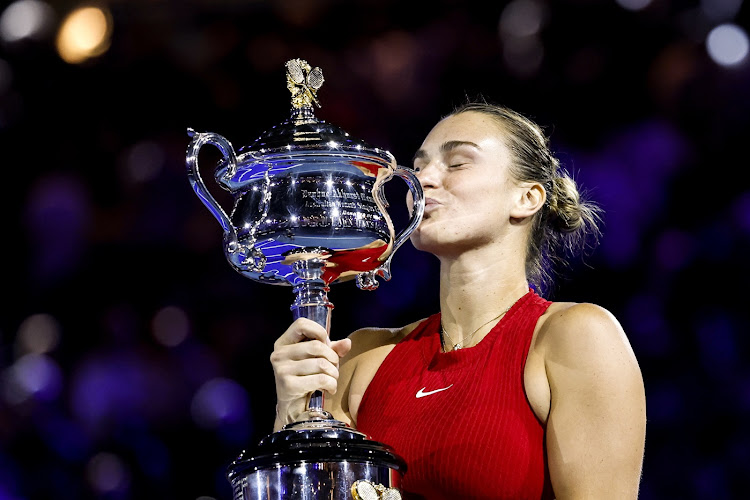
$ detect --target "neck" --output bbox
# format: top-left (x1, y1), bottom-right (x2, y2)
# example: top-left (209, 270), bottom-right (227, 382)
top-left (438, 242), bottom-right (529, 348)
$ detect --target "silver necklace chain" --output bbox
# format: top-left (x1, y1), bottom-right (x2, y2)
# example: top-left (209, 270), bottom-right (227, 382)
top-left (440, 301), bottom-right (517, 352)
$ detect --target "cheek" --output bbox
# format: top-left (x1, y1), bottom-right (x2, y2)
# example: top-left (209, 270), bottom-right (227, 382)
top-left (473, 179), bottom-right (512, 208)
top-left (455, 180), bottom-right (503, 208)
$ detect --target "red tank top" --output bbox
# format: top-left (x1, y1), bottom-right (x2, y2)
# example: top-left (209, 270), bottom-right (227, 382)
top-left (356, 290), bottom-right (554, 500)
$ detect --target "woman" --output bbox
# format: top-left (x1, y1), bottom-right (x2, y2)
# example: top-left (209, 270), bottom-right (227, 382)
top-left (270, 102), bottom-right (646, 499)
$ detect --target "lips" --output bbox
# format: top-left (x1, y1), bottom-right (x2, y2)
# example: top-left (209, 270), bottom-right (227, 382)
top-left (423, 197), bottom-right (441, 214)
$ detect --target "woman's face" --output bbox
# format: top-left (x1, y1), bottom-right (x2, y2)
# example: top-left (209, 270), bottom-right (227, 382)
top-left (410, 111), bottom-right (523, 256)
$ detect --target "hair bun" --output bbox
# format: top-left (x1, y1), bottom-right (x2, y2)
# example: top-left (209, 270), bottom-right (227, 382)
top-left (548, 174), bottom-right (584, 233)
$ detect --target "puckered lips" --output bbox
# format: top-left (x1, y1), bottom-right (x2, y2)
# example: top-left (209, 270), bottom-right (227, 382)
top-left (423, 197), bottom-right (442, 216)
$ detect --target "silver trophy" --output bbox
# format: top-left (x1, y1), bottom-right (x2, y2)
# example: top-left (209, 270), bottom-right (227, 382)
top-left (186, 59), bottom-right (424, 500)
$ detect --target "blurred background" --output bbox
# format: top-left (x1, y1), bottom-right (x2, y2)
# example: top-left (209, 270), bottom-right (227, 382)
top-left (2, 0), bottom-right (749, 498)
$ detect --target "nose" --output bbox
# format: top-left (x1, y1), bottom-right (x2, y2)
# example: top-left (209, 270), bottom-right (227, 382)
top-left (415, 161), bottom-right (439, 189)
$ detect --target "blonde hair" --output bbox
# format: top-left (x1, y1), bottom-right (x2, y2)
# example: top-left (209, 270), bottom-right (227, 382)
top-left (449, 101), bottom-right (602, 293)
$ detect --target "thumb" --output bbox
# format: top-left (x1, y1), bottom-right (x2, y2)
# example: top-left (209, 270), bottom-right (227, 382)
top-left (330, 338), bottom-right (352, 358)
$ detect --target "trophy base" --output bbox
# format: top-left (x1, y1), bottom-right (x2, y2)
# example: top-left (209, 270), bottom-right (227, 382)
top-left (227, 418), bottom-right (406, 500)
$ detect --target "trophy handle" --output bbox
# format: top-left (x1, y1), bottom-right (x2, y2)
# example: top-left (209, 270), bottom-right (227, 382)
top-left (356, 165), bottom-right (425, 290)
top-left (186, 129), bottom-right (268, 272)
top-left (186, 128), bottom-right (238, 236)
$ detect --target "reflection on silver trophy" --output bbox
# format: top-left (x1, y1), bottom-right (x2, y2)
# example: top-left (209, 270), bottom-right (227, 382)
top-left (186, 58), bottom-right (424, 500)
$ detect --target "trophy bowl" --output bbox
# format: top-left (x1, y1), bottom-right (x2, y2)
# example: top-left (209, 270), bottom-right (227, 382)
top-left (186, 59), bottom-right (422, 500)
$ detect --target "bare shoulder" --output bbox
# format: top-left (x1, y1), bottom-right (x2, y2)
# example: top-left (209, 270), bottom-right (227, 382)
top-left (535, 301), bottom-right (638, 364)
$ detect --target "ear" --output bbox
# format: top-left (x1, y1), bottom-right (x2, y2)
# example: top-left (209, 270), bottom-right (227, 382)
top-left (510, 182), bottom-right (546, 219)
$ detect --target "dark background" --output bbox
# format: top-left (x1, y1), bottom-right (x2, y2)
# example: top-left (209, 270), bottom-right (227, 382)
top-left (2, 0), bottom-right (749, 499)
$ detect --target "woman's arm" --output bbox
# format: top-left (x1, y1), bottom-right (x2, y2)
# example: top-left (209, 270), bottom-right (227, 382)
top-left (541, 303), bottom-right (646, 499)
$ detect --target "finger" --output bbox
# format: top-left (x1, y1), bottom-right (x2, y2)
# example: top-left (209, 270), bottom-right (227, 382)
top-left (280, 373), bottom-right (339, 397)
top-left (273, 340), bottom-right (340, 366)
top-left (331, 338), bottom-right (352, 358)
top-left (274, 318), bottom-right (329, 349)
top-left (275, 357), bottom-right (340, 380)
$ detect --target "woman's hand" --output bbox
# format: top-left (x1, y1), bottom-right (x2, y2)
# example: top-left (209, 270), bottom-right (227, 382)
top-left (270, 318), bottom-right (352, 430)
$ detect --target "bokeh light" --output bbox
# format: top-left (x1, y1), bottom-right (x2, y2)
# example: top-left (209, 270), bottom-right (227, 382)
top-left (190, 377), bottom-right (249, 430)
top-left (118, 140), bottom-right (166, 185)
top-left (2, 353), bottom-right (63, 405)
top-left (706, 23), bottom-right (749, 67)
top-left (151, 305), bottom-right (191, 347)
top-left (15, 313), bottom-right (61, 356)
top-left (499, 0), bottom-right (548, 38)
top-left (55, 5), bottom-right (112, 64)
top-left (85, 452), bottom-right (130, 496)
top-left (0, 0), bottom-right (55, 43)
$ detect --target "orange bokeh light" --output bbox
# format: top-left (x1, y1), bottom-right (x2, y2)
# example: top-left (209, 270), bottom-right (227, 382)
top-left (55, 5), bottom-right (112, 64)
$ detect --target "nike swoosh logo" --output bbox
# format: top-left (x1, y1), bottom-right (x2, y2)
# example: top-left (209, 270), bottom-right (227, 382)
top-left (416, 384), bottom-right (454, 398)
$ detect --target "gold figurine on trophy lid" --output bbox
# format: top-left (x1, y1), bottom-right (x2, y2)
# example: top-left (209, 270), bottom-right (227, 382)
top-left (285, 58), bottom-right (325, 110)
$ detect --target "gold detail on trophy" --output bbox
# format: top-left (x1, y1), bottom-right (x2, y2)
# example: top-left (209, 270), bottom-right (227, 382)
top-left (351, 480), bottom-right (402, 500)
top-left (286, 58), bottom-right (324, 109)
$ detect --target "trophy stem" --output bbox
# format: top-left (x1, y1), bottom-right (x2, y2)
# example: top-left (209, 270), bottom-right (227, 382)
top-left (290, 258), bottom-right (335, 422)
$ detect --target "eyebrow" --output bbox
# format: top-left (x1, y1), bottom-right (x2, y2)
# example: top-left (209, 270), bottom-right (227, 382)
top-left (412, 140), bottom-right (481, 163)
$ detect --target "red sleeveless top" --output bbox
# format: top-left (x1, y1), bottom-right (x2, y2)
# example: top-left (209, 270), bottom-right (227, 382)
top-left (357, 290), bottom-right (554, 499)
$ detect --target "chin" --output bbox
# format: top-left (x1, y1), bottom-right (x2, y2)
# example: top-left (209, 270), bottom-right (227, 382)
top-left (409, 228), bottom-right (434, 253)
top-left (409, 227), bottom-right (455, 255)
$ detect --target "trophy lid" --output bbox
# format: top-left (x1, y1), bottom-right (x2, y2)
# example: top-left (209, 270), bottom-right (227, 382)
top-left (238, 58), bottom-right (392, 162)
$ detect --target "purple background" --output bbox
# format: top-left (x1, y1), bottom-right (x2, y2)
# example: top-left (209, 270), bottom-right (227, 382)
top-left (2, 1), bottom-right (749, 499)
